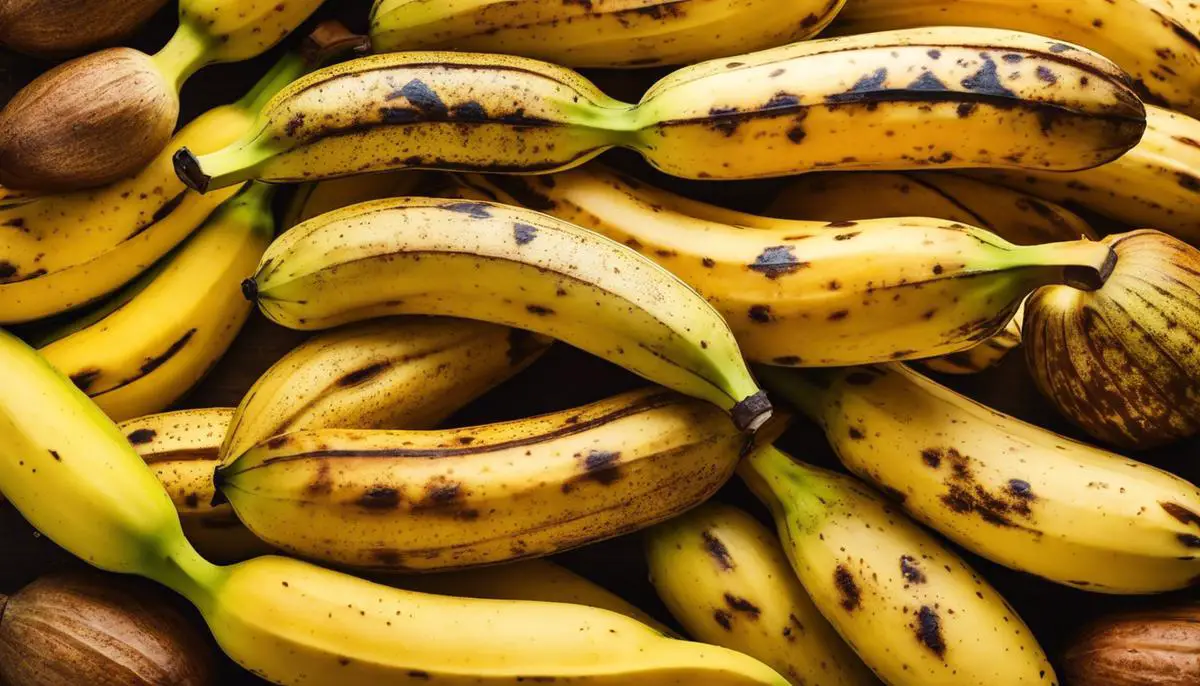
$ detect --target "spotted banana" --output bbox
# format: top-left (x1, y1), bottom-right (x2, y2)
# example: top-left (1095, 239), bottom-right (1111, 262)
top-left (173, 27), bottom-right (1145, 192)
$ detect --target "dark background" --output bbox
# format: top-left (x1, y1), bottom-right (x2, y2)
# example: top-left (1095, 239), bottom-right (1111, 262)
top-left (1, 2), bottom-right (1197, 683)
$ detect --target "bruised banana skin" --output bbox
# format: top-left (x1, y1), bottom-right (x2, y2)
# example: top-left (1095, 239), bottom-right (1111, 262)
top-left (645, 502), bottom-right (878, 686)
top-left (386, 558), bottom-right (676, 636)
top-left (369, 0), bottom-right (847, 68)
top-left (219, 317), bottom-right (552, 463)
top-left (829, 0), bottom-right (1200, 118)
top-left (175, 27), bottom-right (1146, 191)
top-left (118, 408), bottom-right (275, 564)
top-left (245, 196), bottom-right (771, 431)
top-left (739, 445), bottom-right (1057, 685)
top-left (762, 364), bottom-right (1200, 594)
top-left (974, 106), bottom-right (1200, 246)
top-left (0, 332), bottom-right (791, 686)
top-left (448, 167), bottom-right (1116, 366)
top-left (216, 388), bottom-right (748, 571)
top-left (38, 183), bottom-right (275, 422)
top-left (0, 53), bottom-right (303, 324)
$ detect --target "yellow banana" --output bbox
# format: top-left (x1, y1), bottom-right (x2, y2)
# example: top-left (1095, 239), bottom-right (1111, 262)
top-left (37, 183), bottom-right (275, 422)
top-left (918, 306), bottom-right (1025, 375)
top-left (448, 166), bottom-right (1115, 366)
top-left (216, 388), bottom-right (746, 570)
top-left (740, 444), bottom-right (1057, 685)
top-left (174, 27), bottom-right (1145, 191)
top-left (175, 0), bottom-right (327, 64)
top-left (118, 408), bottom-right (275, 564)
top-left (369, 0), bottom-right (846, 68)
top-left (767, 172), bottom-right (1097, 246)
top-left (762, 363), bottom-right (1200, 594)
top-left (244, 196), bottom-right (771, 431)
top-left (282, 171), bottom-right (425, 230)
top-left (829, 0), bottom-right (1200, 117)
top-left (645, 502), bottom-right (877, 686)
top-left (974, 105), bottom-right (1200, 246)
top-left (0, 330), bottom-right (789, 685)
top-left (0, 53), bottom-right (303, 324)
top-left (387, 558), bottom-right (675, 636)
top-left (220, 317), bottom-right (552, 462)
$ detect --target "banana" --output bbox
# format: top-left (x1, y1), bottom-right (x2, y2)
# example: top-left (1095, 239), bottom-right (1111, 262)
top-left (220, 317), bottom-right (552, 462)
top-left (447, 166), bottom-right (1116, 366)
top-left (176, 0), bottom-right (327, 65)
top-left (767, 172), bottom-right (1097, 246)
top-left (282, 171), bottom-right (425, 230)
top-left (739, 444), bottom-right (1057, 685)
top-left (973, 105), bottom-right (1200, 246)
top-left (918, 306), bottom-right (1025, 375)
top-left (118, 408), bottom-right (275, 563)
top-left (828, 0), bottom-right (1200, 118)
top-left (37, 183), bottom-right (275, 422)
top-left (368, 0), bottom-right (847, 68)
top-left (761, 363), bottom-right (1200, 594)
top-left (216, 388), bottom-right (746, 570)
top-left (0, 52), bottom-right (303, 324)
top-left (645, 502), bottom-right (877, 686)
top-left (244, 196), bottom-right (771, 431)
top-left (173, 27), bottom-right (1145, 191)
top-left (387, 558), bottom-right (675, 636)
top-left (0, 330), bottom-right (790, 685)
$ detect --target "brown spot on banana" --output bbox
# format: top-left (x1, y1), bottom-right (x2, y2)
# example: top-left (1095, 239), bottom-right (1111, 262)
top-left (357, 486), bottom-right (402, 511)
top-left (914, 606), bottom-right (947, 658)
top-left (126, 428), bottom-right (157, 445)
top-left (337, 361), bottom-right (392, 387)
top-left (1161, 502), bottom-right (1200, 528)
top-left (900, 555), bottom-right (927, 584)
top-left (702, 530), bottom-right (735, 570)
top-left (834, 565), bottom-right (861, 611)
top-left (723, 593), bottom-right (761, 619)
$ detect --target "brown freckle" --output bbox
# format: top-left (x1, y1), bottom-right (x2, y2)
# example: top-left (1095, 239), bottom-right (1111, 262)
top-left (306, 461), bottom-right (333, 496)
top-left (956, 103), bottom-right (977, 118)
top-left (69, 369), bottom-right (102, 393)
top-left (914, 606), bottom-right (947, 657)
top-left (338, 658), bottom-right (351, 666)
top-left (338, 361), bottom-right (391, 387)
top-left (267, 435), bottom-right (289, 450)
top-left (702, 530), bottom-right (734, 570)
top-left (1160, 502), bottom-right (1200, 527)
top-left (922, 449), bottom-right (943, 468)
top-left (724, 593), bottom-right (761, 618)
top-left (826, 220), bottom-right (857, 228)
top-left (713, 610), bottom-right (734, 630)
top-left (701, 257), bottom-right (716, 268)
top-left (408, 671), bottom-right (431, 680)
top-left (828, 280), bottom-right (841, 291)
top-left (834, 565), bottom-right (861, 611)
top-left (900, 555), bottom-right (927, 584)
top-left (748, 305), bottom-right (773, 323)
top-left (932, 264), bottom-right (944, 275)
top-left (526, 304), bottom-right (554, 316)
top-left (358, 487), bottom-right (401, 510)
top-left (848, 427), bottom-right (865, 440)
top-left (828, 309), bottom-right (849, 321)
top-left (185, 493), bottom-right (200, 508)
top-left (1178, 534), bottom-right (1200, 548)
top-left (126, 429), bottom-right (157, 445)
top-left (655, 248), bottom-right (677, 258)
top-left (1035, 66), bottom-right (1058, 84)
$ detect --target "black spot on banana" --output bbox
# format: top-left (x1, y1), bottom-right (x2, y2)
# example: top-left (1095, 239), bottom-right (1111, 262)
top-left (175, 27), bottom-right (1145, 192)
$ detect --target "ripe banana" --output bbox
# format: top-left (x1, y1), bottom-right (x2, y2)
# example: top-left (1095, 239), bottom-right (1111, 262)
top-left (387, 558), bottom-right (675, 636)
top-left (974, 105), bottom-right (1200, 246)
top-left (761, 363), bottom-right (1200, 593)
top-left (220, 317), bottom-right (552, 462)
top-left (176, 0), bottom-right (327, 64)
top-left (174, 27), bottom-right (1145, 191)
top-left (243, 196), bottom-right (771, 431)
top-left (118, 408), bottom-right (274, 563)
top-left (282, 171), bottom-right (425, 230)
top-left (767, 172), bottom-right (1097, 246)
top-left (919, 307), bottom-right (1025, 375)
top-left (369, 0), bottom-right (847, 68)
top-left (0, 52), bottom-right (303, 324)
top-left (216, 388), bottom-right (746, 570)
top-left (645, 502), bottom-right (877, 686)
top-left (37, 183), bottom-right (275, 422)
top-left (0, 330), bottom-right (790, 685)
top-left (739, 444), bottom-right (1056, 685)
top-left (828, 0), bottom-right (1200, 117)
top-left (448, 166), bottom-right (1116, 366)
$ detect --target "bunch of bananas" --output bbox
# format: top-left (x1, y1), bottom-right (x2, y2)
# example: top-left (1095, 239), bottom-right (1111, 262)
top-left (2, 2), bottom-right (1200, 686)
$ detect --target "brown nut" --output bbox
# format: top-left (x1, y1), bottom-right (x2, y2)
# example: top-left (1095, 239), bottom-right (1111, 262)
top-left (0, 0), bottom-right (169, 57)
top-left (1064, 603), bottom-right (1200, 686)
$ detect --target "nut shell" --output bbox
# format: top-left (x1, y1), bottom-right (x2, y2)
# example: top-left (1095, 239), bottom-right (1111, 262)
top-left (0, 571), bottom-right (215, 686)
top-left (0, 47), bottom-right (178, 192)
top-left (1024, 230), bottom-right (1200, 449)
top-left (0, 0), bottom-right (169, 57)
top-left (1064, 604), bottom-right (1200, 686)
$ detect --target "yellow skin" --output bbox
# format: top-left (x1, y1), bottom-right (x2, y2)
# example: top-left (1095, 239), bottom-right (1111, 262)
top-left (975, 105), bottom-right (1200, 246)
top-left (739, 445), bottom-right (1057, 685)
top-left (282, 171), bottom-right (426, 229)
top-left (38, 183), bottom-right (274, 422)
top-left (217, 388), bottom-right (746, 570)
top-left (830, 0), bottom-right (1200, 117)
top-left (177, 0), bottom-right (327, 63)
top-left (179, 27), bottom-right (1145, 192)
top-left (0, 331), bottom-right (788, 685)
top-left (369, 0), bottom-right (847, 68)
top-left (388, 558), bottom-right (675, 636)
top-left (762, 364), bottom-right (1200, 593)
top-left (0, 53), bottom-right (303, 324)
top-left (246, 196), bottom-right (769, 431)
top-left (645, 502), bottom-right (878, 686)
top-left (221, 317), bottom-right (551, 463)
top-left (1025, 230), bottom-right (1200, 448)
top-left (450, 167), bottom-right (1115, 366)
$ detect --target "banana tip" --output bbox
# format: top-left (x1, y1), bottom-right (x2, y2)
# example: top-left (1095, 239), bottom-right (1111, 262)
top-left (1064, 246), bottom-right (1118, 291)
top-left (732, 391), bottom-right (773, 434)
top-left (240, 278), bottom-right (259, 302)
top-left (210, 465), bottom-right (229, 507)
top-left (172, 147), bottom-right (210, 194)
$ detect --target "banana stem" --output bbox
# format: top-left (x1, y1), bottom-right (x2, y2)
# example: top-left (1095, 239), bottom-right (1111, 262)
top-left (738, 445), bottom-right (835, 533)
top-left (144, 539), bottom-right (229, 617)
top-left (236, 52), bottom-right (310, 114)
top-left (1015, 239), bottom-right (1117, 291)
top-left (151, 23), bottom-right (213, 92)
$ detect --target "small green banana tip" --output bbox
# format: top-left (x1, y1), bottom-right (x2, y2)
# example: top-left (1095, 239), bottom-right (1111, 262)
top-left (732, 391), bottom-right (772, 434)
top-left (173, 147), bottom-right (210, 194)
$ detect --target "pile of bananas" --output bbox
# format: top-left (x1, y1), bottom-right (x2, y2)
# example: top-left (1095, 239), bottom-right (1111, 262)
top-left (1, 0), bottom-right (1199, 685)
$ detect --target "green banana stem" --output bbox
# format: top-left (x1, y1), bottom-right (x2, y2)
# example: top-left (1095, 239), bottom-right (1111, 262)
top-left (1005, 238), bottom-right (1117, 291)
top-left (755, 366), bottom-right (836, 423)
top-left (145, 538), bottom-right (231, 618)
top-left (736, 444), bottom-right (828, 533)
top-left (151, 23), bottom-right (213, 92)
top-left (236, 52), bottom-right (310, 114)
